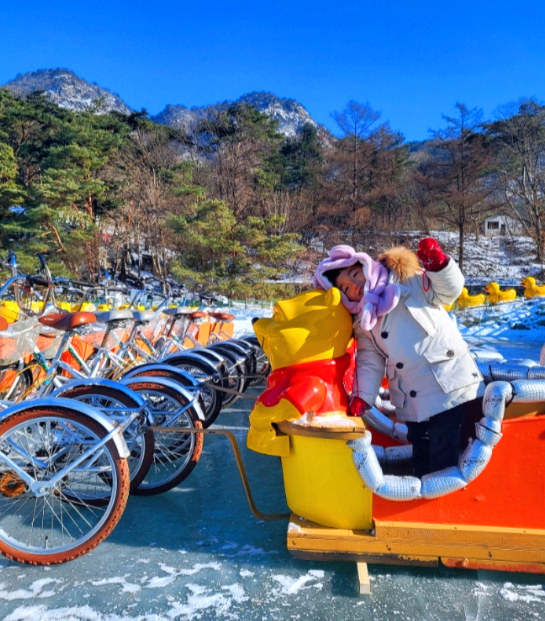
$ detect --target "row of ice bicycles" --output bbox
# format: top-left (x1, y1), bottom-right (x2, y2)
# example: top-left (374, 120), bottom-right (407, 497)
top-left (0, 252), bottom-right (269, 565)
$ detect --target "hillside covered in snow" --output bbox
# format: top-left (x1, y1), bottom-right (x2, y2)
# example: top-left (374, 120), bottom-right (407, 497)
top-left (426, 231), bottom-right (540, 285)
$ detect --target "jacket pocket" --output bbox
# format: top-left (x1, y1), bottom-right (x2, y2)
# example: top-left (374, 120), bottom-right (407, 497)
top-left (386, 363), bottom-right (406, 408)
top-left (424, 348), bottom-right (482, 394)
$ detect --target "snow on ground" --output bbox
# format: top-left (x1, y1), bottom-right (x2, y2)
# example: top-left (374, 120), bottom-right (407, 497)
top-left (424, 231), bottom-right (541, 285)
top-left (228, 294), bottom-right (545, 365)
top-left (456, 297), bottom-right (545, 344)
top-left (202, 303), bottom-right (273, 338)
top-left (298, 231), bottom-right (545, 286)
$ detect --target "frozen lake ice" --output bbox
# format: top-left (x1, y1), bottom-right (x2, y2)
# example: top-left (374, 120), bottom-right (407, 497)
top-left (1, 336), bottom-right (545, 621)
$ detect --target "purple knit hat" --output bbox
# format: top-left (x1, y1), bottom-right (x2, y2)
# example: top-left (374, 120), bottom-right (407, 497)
top-left (313, 245), bottom-right (400, 330)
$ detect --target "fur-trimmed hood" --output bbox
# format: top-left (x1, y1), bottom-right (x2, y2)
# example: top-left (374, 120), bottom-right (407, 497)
top-left (312, 244), bottom-right (423, 332)
top-left (378, 246), bottom-right (421, 283)
top-left (313, 244), bottom-right (422, 331)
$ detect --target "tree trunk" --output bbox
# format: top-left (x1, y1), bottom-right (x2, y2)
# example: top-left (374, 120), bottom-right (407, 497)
top-left (535, 218), bottom-right (544, 265)
top-left (458, 222), bottom-right (465, 272)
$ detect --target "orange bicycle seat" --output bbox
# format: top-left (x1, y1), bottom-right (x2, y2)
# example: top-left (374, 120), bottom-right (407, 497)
top-left (188, 311), bottom-right (208, 320)
top-left (39, 312), bottom-right (97, 331)
top-left (208, 312), bottom-right (235, 321)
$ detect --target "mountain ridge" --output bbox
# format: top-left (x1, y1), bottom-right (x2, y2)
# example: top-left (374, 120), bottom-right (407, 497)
top-left (3, 68), bottom-right (133, 115)
top-left (2, 69), bottom-right (319, 137)
top-left (151, 91), bottom-right (318, 137)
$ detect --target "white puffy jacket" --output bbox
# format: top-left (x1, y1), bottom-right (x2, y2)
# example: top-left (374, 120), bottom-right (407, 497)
top-left (353, 253), bottom-right (484, 423)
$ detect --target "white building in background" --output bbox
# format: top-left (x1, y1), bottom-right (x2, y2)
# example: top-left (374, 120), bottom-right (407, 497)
top-left (482, 214), bottom-right (523, 237)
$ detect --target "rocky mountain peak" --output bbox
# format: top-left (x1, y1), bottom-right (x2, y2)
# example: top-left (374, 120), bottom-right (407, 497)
top-left (152, 91), bottom-right (317, 137)
top-left (2, 68), bottom-right (132, 115)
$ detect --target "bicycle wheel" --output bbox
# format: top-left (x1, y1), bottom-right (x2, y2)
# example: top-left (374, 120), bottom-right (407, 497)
top-left (240, 336), bottom-right (270, 385)
top-left (0, 365), bottom-right (32, 401)
top-left (208, 340), bottom-right (256, 391)
top-left (0, 406), bottom-right (130, 565)
top-left (58, 384), bottom-right (154, 493)
top-left (166, 357), bottom-right (224, 427)
top-left (122, 364), bottom-right (208, 418)
top-left (153, 336), bottom-right (179, 357)
top-left (228, 339), bottom-right (258, 389)
top-left (127, 380), bottom-right (203, 496)
top-left (200, 347), bottom-right (245, 407)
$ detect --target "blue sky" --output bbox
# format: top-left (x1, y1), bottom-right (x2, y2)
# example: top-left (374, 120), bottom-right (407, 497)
top-left (2, 1), bottom-right (545, 141)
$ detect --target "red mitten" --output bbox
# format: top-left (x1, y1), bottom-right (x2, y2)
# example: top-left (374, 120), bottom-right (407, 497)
top-left (348, 396), bottom-right (370, 417)
top-left (417, 237), bottom-right (449, 272)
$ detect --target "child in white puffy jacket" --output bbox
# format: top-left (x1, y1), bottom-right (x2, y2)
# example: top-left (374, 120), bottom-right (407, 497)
top-left (314, 238), bottom-right (484, 477)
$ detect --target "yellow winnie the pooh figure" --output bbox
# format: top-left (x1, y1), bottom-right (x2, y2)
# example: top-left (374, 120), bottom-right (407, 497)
top-left (248, 287), bottom-right (354, 457)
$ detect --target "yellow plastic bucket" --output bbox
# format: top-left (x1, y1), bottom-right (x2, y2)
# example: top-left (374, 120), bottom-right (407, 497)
top-left (279, 426), bottom-right (373, 530)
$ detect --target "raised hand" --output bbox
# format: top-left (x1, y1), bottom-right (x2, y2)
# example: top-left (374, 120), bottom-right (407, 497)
top-left (416, 237), bottom-right (449, 272)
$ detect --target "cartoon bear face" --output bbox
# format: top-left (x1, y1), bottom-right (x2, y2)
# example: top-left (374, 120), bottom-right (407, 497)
top-left (253, 288), bottom-right (353, 370)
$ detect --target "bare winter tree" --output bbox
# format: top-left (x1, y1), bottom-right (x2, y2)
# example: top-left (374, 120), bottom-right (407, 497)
top-left (417, 104), bottom-right (497, 270)
top-left (108, 125), bottom-right (200, 279)
top-left (487, 99), bottom-right (545, 264)
top-left (331, 101), bottom-right (380, 207)
top-left (323, 101), bottom-right (407, 243)
top-left (196, 104), bottom-right (283, 222)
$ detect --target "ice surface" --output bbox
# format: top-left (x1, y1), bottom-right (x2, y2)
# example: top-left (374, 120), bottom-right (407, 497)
top-left (3, 259), bottom-right (545, 620)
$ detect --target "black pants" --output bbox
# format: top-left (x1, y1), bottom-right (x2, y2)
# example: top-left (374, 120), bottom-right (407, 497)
top-left (406, 398), bottom-right (483, 478)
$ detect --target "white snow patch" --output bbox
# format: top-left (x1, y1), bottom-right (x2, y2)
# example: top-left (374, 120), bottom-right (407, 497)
top-left (0, 578), bottom-right (63, 600)
top-left (308, 570), bottom-right (324, 578)
top-left (145, 562), bottom-right (222, 589)
top-left (500, 582), bottom-right (545, 603)
top-left (222, 583), bottom-right (247, 602)
top-left (166, 582), bottom-right (247, 620)
top-left (3, 603), bottom-right (168, 620)
top-left (291, 412), bottom-right (359, 429)
top-left (272, 571), bottom-right (324, 594)
top-left (239, 569), bottom-right (254, 578)
top-left (89, 576), bottom-right (141, 594)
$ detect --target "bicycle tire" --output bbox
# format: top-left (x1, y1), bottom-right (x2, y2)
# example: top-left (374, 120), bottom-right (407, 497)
top-left (122, 365), bottom-right (207, 419)
top-left (207, 341), bottom-right (254, 394)
top-left (126, 380), bottom-right (204, 496)
top-left (0, 406), bottom-right (130, 565)
top-left (153, 336), bottom-right (179, 358)
top-left (0, 365), bottom-right (32, 402)
top-left (200, 347), bottom-right (245, 407)
top-left (240, 336), bottom-right (270, 385)
top-left (228, 339), bottom-right (258, 389)
top-left (165, 357), bottom-right (224, 427)
top-left (58, 384), bottom-right (154, 493)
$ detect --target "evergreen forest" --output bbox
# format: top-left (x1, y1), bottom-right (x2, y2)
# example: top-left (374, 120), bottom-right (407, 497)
top-left (1, 88), bottom-right (545, 298)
